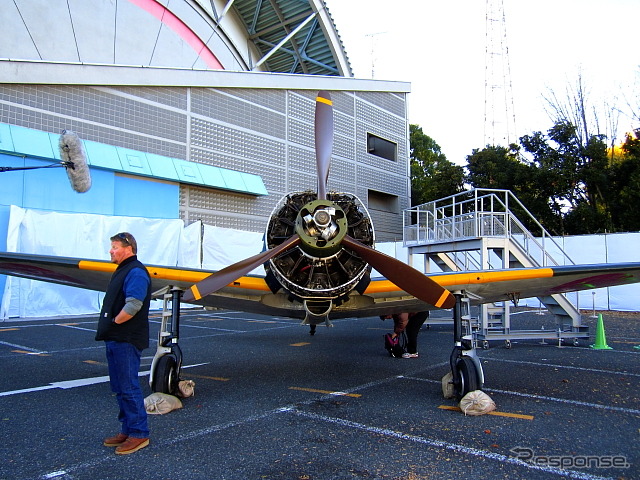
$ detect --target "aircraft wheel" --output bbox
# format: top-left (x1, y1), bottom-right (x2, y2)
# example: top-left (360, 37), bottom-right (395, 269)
top-left (482, 340), bottom-right (490, 350)
top-left (505, 339), bottom-right (512, 349)
top-left (151, 354), bottom-right (178, 394)
top-left (456, 356), bottom-right (480, 398)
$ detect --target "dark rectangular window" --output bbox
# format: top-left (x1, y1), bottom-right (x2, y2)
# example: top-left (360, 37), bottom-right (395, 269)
top-left (368, 189), bottom-right (399, 213)
top-left (367, 133), bottom-right (397, 161)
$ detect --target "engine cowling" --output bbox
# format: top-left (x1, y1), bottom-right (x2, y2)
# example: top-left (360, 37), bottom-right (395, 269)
top-left (265, 191), bottom-right (374, 322)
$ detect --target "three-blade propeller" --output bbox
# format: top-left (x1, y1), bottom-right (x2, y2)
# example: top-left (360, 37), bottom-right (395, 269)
top-left (181, 91), bottom-right (455, 310)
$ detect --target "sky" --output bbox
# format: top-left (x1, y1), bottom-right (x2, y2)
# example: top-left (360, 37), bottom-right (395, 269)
top-left (325, 0), bottom-right (640, 165)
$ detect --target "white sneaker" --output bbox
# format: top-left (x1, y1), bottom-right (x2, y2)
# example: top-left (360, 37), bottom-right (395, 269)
top-left (402, 352), bottom-right (419, 358)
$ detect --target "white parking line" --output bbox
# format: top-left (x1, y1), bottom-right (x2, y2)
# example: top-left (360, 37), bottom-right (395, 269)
top-left (402, 377), bottom-right (640, 416)
top-left (56, 324), bottom-right (95, 333)
top-left (0, 321), bottom-right (96, 329)
top-left (0, 340), bottom-right (46, 354)
top-left (482, 386), bottom-right (640, 415)
top-left (292, 409), bottom-right (614, 480)
top-left (149, 319), bottom-right (248, 333)
top-left (37, 407), bottom-right (282, 480)
top-left (483, 357), bottom-right (640, 377)
top-left (0, 363), bottom-right (208, 397)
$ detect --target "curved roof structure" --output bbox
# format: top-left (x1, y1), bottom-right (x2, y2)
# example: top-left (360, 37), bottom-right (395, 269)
top-left (232, 0), bottom-right (351, 75)
top-left (1, 0), bottom-right (352, 77)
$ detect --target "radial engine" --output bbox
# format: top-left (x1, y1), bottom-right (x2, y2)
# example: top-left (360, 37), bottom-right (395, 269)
top-left (264, 191), bottom-right (374, 323)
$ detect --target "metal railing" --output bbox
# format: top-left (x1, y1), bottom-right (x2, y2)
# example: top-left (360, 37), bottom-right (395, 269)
top-left (403, 189), bottom-right (574, 267)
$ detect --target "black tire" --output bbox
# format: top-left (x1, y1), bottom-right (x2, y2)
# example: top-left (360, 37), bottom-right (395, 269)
top-left (151, 355), bottom-right (178, 394)
top-left (456, 356), bottom-right (480, 398)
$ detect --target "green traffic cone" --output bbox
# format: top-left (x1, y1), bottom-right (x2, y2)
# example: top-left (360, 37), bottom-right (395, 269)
top-left (590, 313), bottom-right (612, 350)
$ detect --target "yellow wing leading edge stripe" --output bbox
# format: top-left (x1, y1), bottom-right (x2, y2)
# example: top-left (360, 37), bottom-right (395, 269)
top-left (78, 260), bottom-right (271, 291)
top-left (78, 260), bottom-right (117, 274)
top-left (78, 260), bottom-right (555, 295)
top-left (364, 268), bottom-right (555, 294)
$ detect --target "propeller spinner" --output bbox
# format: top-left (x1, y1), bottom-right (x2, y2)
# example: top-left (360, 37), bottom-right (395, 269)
top-left (182, 91), bottom-right (455, 315)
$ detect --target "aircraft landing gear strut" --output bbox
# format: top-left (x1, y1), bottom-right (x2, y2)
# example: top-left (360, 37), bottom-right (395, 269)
top-left (149, 287), bottom-right (183, 395)
top-left (449, 293), bottom-right (484, 399)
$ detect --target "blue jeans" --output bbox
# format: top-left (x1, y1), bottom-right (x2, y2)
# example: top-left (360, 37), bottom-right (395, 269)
top-left (105, 341), bottom-right (149, 438)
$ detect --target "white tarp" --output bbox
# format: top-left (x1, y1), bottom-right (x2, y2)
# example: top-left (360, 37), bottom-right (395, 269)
top-left (178, 221), bottom-right (203, 269)
top-left (202, 224), bottom-right (264, 274)
top-left (563, 232), bottom-right (640, 311)
top-left (1, 206), bottom-right (186, 318)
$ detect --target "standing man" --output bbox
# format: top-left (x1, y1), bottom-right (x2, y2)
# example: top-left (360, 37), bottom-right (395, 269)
top-left (96, 232), bottom-right (152, 455)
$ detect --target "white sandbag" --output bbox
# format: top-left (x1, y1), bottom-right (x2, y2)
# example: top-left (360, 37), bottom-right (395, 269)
top-left (459, 390), bottom-right (496, 416)
top-left (144, 392), bottom-right (183, 415)
top-left (177, 379), bottom-right (196, 398)
top-left (441, 372), bottom-right (455, 399)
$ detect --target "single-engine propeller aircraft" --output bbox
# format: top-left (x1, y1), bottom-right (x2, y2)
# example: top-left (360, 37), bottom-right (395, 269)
top-left (1, 91), bottom-right (640, 400)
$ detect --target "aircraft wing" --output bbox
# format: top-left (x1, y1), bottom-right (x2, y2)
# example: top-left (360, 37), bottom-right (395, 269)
top-left (430, 263), bottom-right (640, 305)
top-left (1, 252), bottom-right (640, 318)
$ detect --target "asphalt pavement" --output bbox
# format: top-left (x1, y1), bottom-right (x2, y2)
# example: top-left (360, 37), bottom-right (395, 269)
top-left (0, 307), bottom-right (638, 480)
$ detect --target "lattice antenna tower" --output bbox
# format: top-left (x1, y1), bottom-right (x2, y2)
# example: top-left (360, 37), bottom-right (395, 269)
top-left (484, 0), bottom-right (518, 149)
top-left (365, 31), bottom-right (387, 79)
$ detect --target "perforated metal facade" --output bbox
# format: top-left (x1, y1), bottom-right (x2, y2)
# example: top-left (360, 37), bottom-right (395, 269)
top-left (0, 82), bottom-right (409, 241)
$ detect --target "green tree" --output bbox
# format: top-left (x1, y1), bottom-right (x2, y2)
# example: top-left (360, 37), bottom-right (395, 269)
top-left (409, 124), bottom-right (464, 206)
top-left (465, 144), bottom-right (526, 190)
top-left (609, 133), bottom-right (640, 231)
top-left (520, 121), bottom-right (613, 234)
top-left (464, 143), bottom-right (563, 233)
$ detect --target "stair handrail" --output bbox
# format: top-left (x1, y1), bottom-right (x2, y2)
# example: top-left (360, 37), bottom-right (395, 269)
top-left (403, 189), bottom-right (576, 267)
top-left (474, 189), bottom-right (575, 266)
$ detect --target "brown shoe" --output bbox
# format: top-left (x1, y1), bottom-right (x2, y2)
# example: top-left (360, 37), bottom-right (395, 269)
top-left (103, 433), bottom-right (128, 447)
top-left (115, 437), bottom-right (149, 455)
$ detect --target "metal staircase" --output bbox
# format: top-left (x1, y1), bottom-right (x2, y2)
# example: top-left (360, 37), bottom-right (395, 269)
top-left (403, 189), bottom-right (588, 347)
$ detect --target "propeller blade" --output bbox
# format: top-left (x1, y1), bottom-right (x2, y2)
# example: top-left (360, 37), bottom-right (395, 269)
top-left (315, 90), bottom-right (333, 200)
top-left (182, 234), bottom-right (301, 302)
top-left (342, 235), bottom-right (456, 309)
